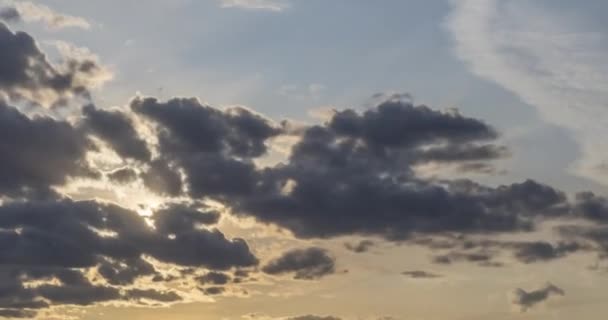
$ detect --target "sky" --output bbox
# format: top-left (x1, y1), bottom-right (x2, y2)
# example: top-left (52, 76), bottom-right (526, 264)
top-left (0, 0), bottom-right (607, 319)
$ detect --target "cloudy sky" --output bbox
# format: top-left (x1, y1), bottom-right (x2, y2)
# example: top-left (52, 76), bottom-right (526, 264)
top-left (0, 0), bottom-right (607, 319)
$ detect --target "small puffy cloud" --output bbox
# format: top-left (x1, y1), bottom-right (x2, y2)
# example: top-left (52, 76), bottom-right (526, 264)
top-left (511, 283), bottom-right (565, 312)
top-left (262, 247), bottom-right (336, 280)
top-left (344, 240), bottom-right (375, 253)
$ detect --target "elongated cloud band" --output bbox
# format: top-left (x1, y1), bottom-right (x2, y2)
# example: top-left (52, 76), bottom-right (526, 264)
top-left (445, 0), bottom-right (608, 185)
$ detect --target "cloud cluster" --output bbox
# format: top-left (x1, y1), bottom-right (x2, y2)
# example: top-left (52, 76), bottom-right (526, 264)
top-left (2, 19), bottom-right (608, 317)
top-left (0, 199), bottom-right (257, 317)
top-left (131, 96), bottom-right (283, 199)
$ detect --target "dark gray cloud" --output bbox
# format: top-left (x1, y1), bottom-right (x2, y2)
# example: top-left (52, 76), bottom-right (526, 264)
top-left (344, 240), bottom-right (375, 253)
top-left (512, 283), bottom-right (564, 312)
top-left (131, 97), bottom-right (280, 198)
top-left (0, 23), bottom-right (106, 106)
top-left (229, 100), bottom-right (577, 241)
top-left (197, 272), bottom-right (231, 285)
top-left (82, 104), bottom-right (151, 162)
top-left (513, 241), bottom-right (583, 263)
top-left (401, 270), bottom-right (442, 279)
top-left (153, 203), bottom-right (220, 235)
top-left (0, 309), bottom-right (36, 318)
top-left (262, 247), bottom-right (335, 280)
top-left (0, 7), bottom-right (20, 22)
top-left (202, 286), bottom-right (225, 295)
top-left (0, 101), bottom-right (95, 197)
top-left (327, 101), bottom-right (498, 150)
top-left (127, 96), bottom-right (591, 264)
top-left (97, 257), bottom-right (156, 285)
top-left (432, 252), bottom-right (499, 267)
top-left (36, 283), bottom-right (120, 306)
top-left (572, 192), bottom-right (608, 222)
top-left (131, 97), bottom-right (281, 159)
top-left (107, 167), bottom-right (138, 184)
top-left (141, 159), bottom-right (183, 196)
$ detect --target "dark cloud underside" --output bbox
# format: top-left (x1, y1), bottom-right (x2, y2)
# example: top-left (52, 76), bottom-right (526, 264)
top-left (262, 247), bottom-right (336, 280)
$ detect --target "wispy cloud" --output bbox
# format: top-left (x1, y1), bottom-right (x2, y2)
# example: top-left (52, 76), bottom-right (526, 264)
top-left (7, 1), bottom-right (91, 29)
top-left (511, 283), bottom-right (564, 312)
top-left (220, 0), bottom-right (289, 12)
top-left (445, 0), bottom-right (608, 185)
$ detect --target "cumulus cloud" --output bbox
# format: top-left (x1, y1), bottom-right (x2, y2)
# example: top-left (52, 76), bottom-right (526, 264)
top-left (511, 283), bottom-right (564, 312)
top-left (121, 94), bottom-right (603, 263)
top-left (262, 247), bottom-right (336, 280)
top-left (0, 101), bottom-right (95, 197)
top-left (82, 104), bottom-right (151, 162)
top-left (132, 97), bottom-right (282, 198)
top-left (220, 0), bottom-right (289, 12)
top-left (4, 5), bottom-right (608, 318)
top-left (0, 23), bottom-right (109, 107)
top-left (234, 100), bottom-right (566, 240)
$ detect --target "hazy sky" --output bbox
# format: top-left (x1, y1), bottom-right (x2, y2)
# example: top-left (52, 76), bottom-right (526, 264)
top-left (0, 1), bottom-right (607, 319)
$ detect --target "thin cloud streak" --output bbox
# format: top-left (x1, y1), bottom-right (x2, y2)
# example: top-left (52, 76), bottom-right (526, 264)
top-left (220, 0), bottom-right (289, 12)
